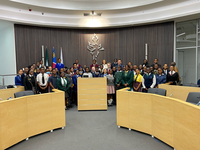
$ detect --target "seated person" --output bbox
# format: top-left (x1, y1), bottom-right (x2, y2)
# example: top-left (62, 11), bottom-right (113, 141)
top-left (166, 65), bottom-right (179, 85)
top-left (15, 69), bottom-right (23, 86)
top-left (142, 67), bottom-right (156, 92)
top-left (82, 67), bottom-right (93, 78)
top-left (155, 68), bottom-right (166, 88)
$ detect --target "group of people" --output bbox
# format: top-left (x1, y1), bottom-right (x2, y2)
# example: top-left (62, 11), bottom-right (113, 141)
top-left (15, 58), bottom-right (180, 109)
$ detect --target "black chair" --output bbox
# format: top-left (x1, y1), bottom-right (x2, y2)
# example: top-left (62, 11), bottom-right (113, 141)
top-left (182, 83), bottom-right (198, 87)
top-left (0, 86), bottom-right (5, 89)
top-left (148, 88), bottom-right (166, 96)
top-left (14, 91), bottom-right (34, 98)
top-left (186, 92), bottom-right (200, 105)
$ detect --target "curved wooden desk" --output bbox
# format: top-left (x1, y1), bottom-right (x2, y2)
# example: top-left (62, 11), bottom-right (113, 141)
top-left (117, 88), bottom-right (200, 150)
top-left (159, 84), bottom-right (200, 101)
top-left (0, 89), bottom-right (65, 150)
top-left (0, 86), bottom-right (24, 100)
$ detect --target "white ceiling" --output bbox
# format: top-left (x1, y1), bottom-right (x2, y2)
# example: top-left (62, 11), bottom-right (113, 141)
top-left (0, 0), bottom-right (199, 28)
top-left (9, 0), bottom-right (163, 10)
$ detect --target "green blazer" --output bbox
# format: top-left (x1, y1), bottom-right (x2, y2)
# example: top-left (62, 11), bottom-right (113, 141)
top-left (121, 71), bottom-right (133, 88)
top-left (57, 77), bottom-right (70, 93)
top-left (115, 72), bottom-right (122, 86)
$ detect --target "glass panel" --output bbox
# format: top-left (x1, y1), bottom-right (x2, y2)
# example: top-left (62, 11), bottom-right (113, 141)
top-left (177, 48), bottom-right (196, 84)
top-left (176, 20), bottom-right (197, 48)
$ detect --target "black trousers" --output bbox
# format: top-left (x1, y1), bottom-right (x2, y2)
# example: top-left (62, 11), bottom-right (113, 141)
top-left (38, 86), bottom-right (48, 93)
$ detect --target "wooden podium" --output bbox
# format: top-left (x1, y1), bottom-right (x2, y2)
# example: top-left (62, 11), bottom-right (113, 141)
top-left (77, 78), bottom-right (107, 111)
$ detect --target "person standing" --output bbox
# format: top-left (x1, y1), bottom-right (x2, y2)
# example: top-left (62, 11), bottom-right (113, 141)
top-left (82, 67), bottom-right (93, 78)
top-left (74, 59), bottom-right (81, 69)
top-left (163, 64), bottom-right (169, 75)
top-left (106, 70), bottom-right (115, 106)
top-left (116, 59), bottom-right (123, 70)
top-left (151, 58), bottom-right (161, 69)
top-left (115, 66), bottom-right (123, 90)
top-left (155, 68), bottom-right (166, 88)
top-left (142, 59), bottom-right (148, 67)
top-left (90, 60), bottom-right (99, 69)
top-left (102, 59), bottom-right (108, 70)
top-left (15, 69), bottom-right (23, 86)
top-left (142, 67), bottom-right (156, 92)
top-left (133, 69), bottom-right (143, 92)
top-left (65, 69), bottom-right (74, 107)
top-left (21, 67), bottom-right (29, 86)
top-left (57, 72), bottom-right (70, 110)
top-left (55, 58), bottom-right (64, 71)
top-left (107, 63), bottom-right (112, 74)
top-left (121, 65), bottom-right (133, 88)
top-left (37, 67), bottom-right (49, 93)
top-left (48, 69), bottom-right (59, 92)
top-left (24, 69), bottom-right (37, 94)
top-left (111, 58), bottom-right (118, 69)
top-left (166, 65), bottom-right (179, 85)
top-left (39, 60), bottom-right (43, 68)
top-left (73, 70), bottom-right (81, 106)
top-left (171, 62), bottom-right (181, 84)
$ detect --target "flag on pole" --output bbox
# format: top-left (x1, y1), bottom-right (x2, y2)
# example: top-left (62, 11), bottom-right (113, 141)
top-left (53, 47), bottom-right (56, 68)
top-left (45, 47), bottom-right (49, 67)
top-left (60, 47), bottom-right (64, 64)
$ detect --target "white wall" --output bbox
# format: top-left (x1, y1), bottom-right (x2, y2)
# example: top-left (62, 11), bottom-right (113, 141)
top-left (0, 20), bottom-right (16, 85)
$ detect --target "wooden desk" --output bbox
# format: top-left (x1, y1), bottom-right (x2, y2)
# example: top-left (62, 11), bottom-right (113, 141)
top-left (159, 84), bottom-right (200, 101)
top-left (0, 86), bottom-right (24, 100)
top-left (0, 89), bottom-right (65, 150)
top-left (78, 78), bottom-right (107, 111)
top-left (117, 88), bottom-right (200, 150)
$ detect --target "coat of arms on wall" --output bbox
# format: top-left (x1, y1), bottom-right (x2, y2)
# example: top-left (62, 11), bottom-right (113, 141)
top-left (87, 33), bottom-right (105, 61)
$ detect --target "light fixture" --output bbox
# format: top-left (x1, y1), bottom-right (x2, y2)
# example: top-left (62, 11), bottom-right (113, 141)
top-left (86, 19), bottom-right (101, 27)
top-left (176, 32), bottom-right (186, 37)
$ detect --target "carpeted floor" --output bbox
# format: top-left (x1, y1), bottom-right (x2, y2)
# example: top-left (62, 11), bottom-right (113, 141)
top-left (8, 106), bottom-right (173, 150)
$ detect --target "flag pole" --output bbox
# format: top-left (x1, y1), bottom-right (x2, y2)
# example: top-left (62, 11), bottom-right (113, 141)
top-left (42, 45), bottom-right (44, 65)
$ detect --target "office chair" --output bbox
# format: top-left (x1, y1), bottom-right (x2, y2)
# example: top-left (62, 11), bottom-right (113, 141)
top-left (14, 90), bottom-right (34, 98)
top-left (186, 92), bottom-right (200, 105)
top-left (148, 88), bottom-right (166, 96)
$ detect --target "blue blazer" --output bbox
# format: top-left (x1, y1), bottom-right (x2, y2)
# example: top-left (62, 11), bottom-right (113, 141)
top-left (72, 74), bottom-right (81, 92)
top-left (15, 75), bottom-right (22, 86)
top-left (155, 74), bottom-right (166, 87)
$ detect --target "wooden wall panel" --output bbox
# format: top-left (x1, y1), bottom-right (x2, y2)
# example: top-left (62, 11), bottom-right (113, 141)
top-left (15, 21), bottom-right (174, 70)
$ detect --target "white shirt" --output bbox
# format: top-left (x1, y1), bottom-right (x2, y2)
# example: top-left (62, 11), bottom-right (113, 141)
top-left (103, 64), bottom-right (108, 70)
top-left (142, 73), bottom-right (156, 89)
top-left (82, 72), bottom-right (93, 78)
top-left (37, 73), bottom-right (49, 86)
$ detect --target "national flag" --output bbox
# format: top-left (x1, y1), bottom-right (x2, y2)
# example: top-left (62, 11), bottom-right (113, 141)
top-left (45, 47), bottom-right (49, 67)
top-left (53, 47), bottom-right (56, 68)
top-left (60, 47), bottom-right (64, 64)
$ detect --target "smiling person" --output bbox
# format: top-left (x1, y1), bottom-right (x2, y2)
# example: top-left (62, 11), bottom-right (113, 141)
top-left (24, 69), bottom-right (37, 94)
top-left (121, 65), bottom-right (133, 88)
top-left (166, 65), bottom-right (179, 85)
top-left (133, 69), bottom-right (142, 92)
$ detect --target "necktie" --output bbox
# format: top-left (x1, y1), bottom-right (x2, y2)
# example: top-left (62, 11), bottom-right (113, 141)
top-left (42, 75), bottom-right (45, 84)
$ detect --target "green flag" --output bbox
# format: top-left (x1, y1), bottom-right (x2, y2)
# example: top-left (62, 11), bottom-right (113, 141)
top-left (45, 47), bottom-right (49, 67)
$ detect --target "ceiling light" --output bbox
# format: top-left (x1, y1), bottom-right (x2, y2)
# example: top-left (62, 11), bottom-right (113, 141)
top-left (86, 19), bottom-right (101, 27)
top-left (176, 32), bottom-right (185, 37)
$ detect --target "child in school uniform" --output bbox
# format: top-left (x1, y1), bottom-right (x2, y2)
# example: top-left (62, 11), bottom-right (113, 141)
top-left (79, 67), bottom-right (84, 77)
top-left (121, 65), bottom-right (133, 88)
top-left (115, 66), bottom-right (123, 90)
top-left (106, 70), bottom-right (115, 106)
